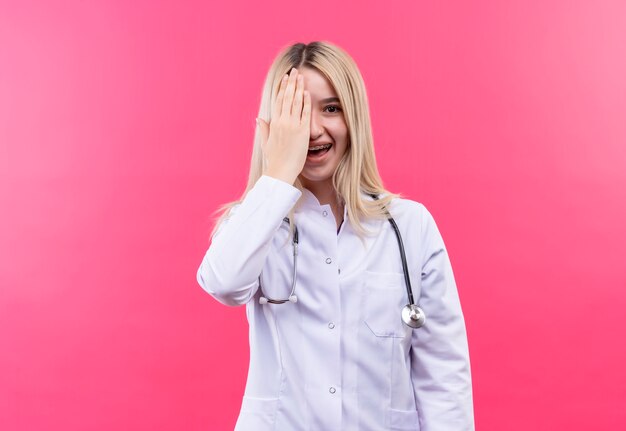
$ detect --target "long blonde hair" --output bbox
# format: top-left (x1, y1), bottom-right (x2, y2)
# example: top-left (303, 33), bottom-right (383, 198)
top-left (209, 41), bottom-right (401, 243)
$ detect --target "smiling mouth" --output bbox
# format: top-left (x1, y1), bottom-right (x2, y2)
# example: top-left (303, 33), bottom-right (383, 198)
top-left (308, 143), bottom-right (332, 156)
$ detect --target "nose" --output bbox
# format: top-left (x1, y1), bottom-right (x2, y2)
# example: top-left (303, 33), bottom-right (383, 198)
top-left (310, 110), bottom-right (324, 140)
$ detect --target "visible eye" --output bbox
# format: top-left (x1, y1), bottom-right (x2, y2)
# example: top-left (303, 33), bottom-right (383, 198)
top-left (324, 105), bottom-right (342, 114)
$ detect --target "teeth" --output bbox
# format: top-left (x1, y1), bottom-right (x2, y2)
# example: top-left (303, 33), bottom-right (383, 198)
top-left (309, 144), bottom-right (332, 151)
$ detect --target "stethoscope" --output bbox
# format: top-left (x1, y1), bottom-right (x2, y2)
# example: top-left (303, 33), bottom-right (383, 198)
top-left (258, 194), bottom-right (426, 329)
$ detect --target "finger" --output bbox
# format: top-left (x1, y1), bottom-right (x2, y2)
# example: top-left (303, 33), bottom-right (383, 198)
top-left (291, 75), bottom-right (304, 118)
top-left (281, 68), bottom-right (298, 118)
top-left (301, 90), bottom-right (311, 126)
top-left (272, 74), bottom-right (289, 119)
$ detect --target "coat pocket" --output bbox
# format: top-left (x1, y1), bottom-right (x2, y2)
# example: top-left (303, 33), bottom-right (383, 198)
top-left (390, 408), bottom-right (420, 430)
top-left (363, 270), bottom-right (409, 338)
top-left (234, 396), bottom-right (279, 431)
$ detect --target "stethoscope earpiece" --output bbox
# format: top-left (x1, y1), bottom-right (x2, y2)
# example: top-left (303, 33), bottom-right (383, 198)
top-left (259, 295), bottom-right (297, 305)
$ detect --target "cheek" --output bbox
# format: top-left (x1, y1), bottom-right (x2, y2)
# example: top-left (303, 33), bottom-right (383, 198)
top-left (328, 123), bottom-right (349, 143)
top-left (333, 141), bottom-right (348, 159)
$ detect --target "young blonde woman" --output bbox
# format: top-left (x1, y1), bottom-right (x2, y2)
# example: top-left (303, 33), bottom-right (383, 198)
top-left (197, 41), bottom-right (474, 430)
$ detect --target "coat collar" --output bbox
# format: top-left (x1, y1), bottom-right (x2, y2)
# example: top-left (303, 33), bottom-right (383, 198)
top-left (295, 187), bottom-right (379, 215)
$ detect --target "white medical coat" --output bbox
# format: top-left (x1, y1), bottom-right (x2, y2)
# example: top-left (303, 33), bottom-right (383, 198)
top-left (197, 175), bottom-right (474, 430)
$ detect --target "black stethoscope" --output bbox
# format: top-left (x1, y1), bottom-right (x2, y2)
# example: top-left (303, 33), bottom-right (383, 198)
top-left (258, 194), bottom-right (426, 329)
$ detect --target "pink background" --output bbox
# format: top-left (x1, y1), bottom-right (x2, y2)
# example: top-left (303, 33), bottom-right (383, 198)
top-left (2, 1), bottom-right (626, 429)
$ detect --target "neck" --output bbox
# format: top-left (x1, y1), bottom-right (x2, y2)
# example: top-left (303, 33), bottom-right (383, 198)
top-left (301, 179), bottom-right (338, 206)
top-left (301, 179), bottom-right (345, 230)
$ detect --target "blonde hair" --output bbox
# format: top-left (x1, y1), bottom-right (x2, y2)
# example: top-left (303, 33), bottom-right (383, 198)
top-left (208, 40), bottom-right (401, 243)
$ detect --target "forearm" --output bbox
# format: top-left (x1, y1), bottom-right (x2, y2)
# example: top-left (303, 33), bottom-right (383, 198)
top-left (196, 175), bottom-right (302, 306)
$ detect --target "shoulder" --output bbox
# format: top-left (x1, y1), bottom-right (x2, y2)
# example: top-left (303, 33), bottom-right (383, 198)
top-left (386, 195), bottom-right (442, 246)
top-left (386, 194), bottom-right (431, 223)
top-left (387, 196), bottom-right (447, 266)
top-left (359, 190), bottom-right (434, 227)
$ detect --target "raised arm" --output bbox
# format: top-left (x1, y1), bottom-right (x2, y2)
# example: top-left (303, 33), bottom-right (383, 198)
top-left (197, 67), bottom-right (312, 306)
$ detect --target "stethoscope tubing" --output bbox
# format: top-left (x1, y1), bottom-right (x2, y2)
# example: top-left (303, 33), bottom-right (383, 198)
top-left (257, 196), bottom-right (425, 328)
top-left (259, 217), bottom-right (299, 305)
top-left (376, 199), bottom-right (416, 306)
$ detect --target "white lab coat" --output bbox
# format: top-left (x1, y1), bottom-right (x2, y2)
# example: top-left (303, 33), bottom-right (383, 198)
top-left (197, 175), bottom-right (474, 431)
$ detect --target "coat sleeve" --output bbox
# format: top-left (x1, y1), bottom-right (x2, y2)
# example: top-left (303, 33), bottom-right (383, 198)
top-left (410, 204), bottom-right (475, 430)
top-left (196, 175), bottom-right (302, 306)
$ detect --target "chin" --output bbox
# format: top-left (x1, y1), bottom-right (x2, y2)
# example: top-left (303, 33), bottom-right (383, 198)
top-left (299, 170), bottom-right (334, 186)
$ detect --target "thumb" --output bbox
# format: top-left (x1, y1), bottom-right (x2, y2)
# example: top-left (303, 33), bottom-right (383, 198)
top-left (256, 117), bottom-right (269, 146)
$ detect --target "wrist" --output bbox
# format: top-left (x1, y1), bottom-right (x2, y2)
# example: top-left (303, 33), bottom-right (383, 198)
top-left (263, 168), bottom-right (297, 186)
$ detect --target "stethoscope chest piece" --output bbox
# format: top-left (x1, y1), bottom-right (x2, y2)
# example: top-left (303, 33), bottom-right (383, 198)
top-left (402, 304), bottom-right (426, 328)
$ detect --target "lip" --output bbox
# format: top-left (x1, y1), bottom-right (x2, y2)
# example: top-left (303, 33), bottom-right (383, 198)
top-left (306, 143), bottom-right (333, 164)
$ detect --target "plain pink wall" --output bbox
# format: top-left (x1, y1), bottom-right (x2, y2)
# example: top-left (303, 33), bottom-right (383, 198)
top-left (2, 1), bottom-right (625, 429)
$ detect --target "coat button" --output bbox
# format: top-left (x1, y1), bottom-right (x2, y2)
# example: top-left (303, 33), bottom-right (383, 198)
top-left (325, 257), bottom-right (332, 264)
top-left (328, 322), bottom-right (335, 329)
top-left (329, 387), bottom-right (336, 394)
top-left (322, 210), bottom-right (328, 217)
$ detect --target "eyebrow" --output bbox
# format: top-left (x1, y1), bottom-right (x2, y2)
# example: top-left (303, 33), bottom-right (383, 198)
top-left (319, 97), bottom-right (340, 104)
